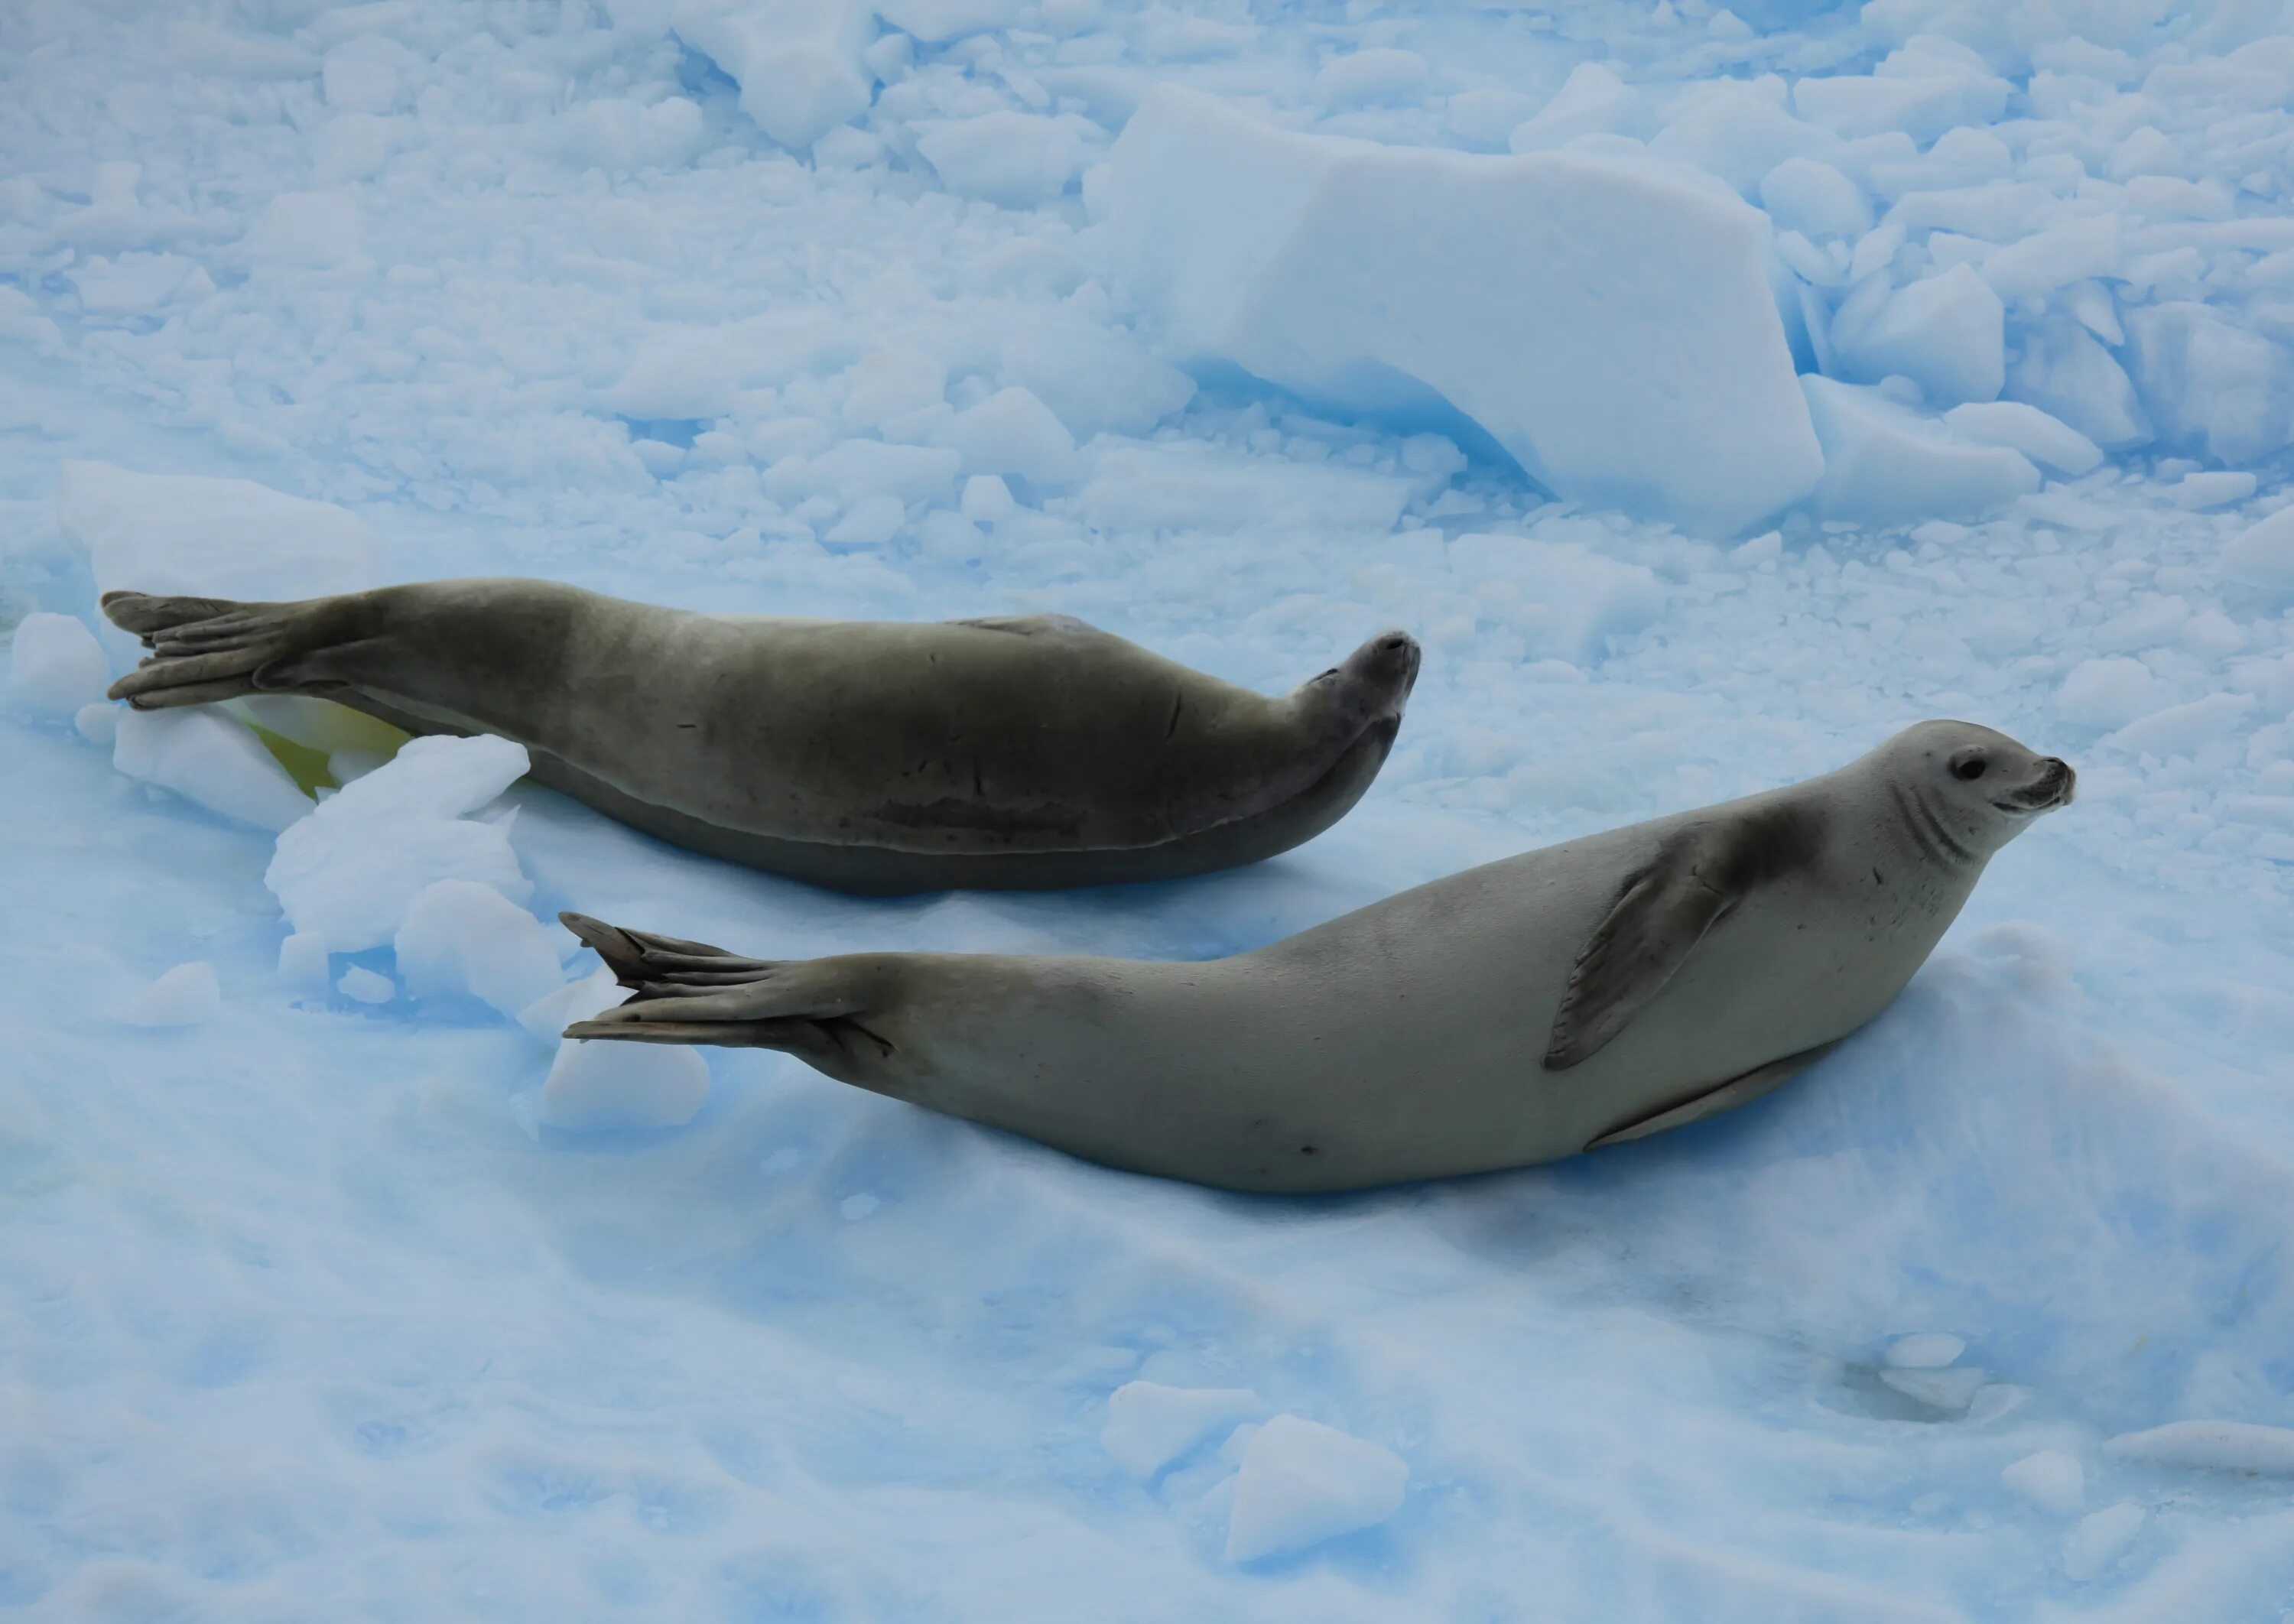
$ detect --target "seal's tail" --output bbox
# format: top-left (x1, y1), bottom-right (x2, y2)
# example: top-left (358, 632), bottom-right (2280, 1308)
top-left (100, 590), bottom-right (310, 710)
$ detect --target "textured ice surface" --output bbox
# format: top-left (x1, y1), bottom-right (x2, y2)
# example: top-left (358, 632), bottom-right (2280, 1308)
top-left (8, 0), bottom-right (2294, 1616)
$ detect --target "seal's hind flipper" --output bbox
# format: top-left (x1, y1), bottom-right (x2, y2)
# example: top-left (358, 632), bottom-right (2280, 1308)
top-left (554, 912), bottom-right (898, 1076)
top-left (1583, 1041), bottom-right (1842, 1150)
top-left (1545, 832), bottom-right (1740, 1071)
top-left (559, 912), bottom-right (856, 1021)
top-left (101, 590), bottom-right (314, 710)
top-left (560, 911), bottom-right (776, 989)
top-left (101, 590), bottom-right (249, 636)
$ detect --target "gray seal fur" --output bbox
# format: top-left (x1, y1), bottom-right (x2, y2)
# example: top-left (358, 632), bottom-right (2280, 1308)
top-left (559, 720), bottom-right (2074, 1192)
top-left (101, 580), bottom-right (1418, 894)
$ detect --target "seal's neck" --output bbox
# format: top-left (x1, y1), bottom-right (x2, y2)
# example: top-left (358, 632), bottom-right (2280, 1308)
top-left (1879, 775), bottom-right (1995, 872)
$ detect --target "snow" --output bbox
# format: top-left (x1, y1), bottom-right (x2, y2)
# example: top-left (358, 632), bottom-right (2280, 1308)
top-left (2000, 1449), bottom-right (2084, 1513)
top-left (1104, 83), bottom-right (1823, 535)
top-left (877, 0), bottom-right (1026, 44)
top-left (2103, 1419), bottom-right (2294, 1475)
top-left (1448, 533), bottom-right (1665, 666)
top-left (824, 492), bottom-right (907, 547)
top-left (2058, 657), bottom-right (2162, 731)
top-left (394, 879), bottom-right (567, 1020)
top-left (1102, 1382), bottom-right (1266, 1479)
top-left (1224, 1416), bottom-right (1409, 1564)
top-left (1941, 401), bottom-right (2104, 476)
top-left (960, 473), bottom-right (1015, 524)
top-left (1759, 158), bottom-right (1873, 241)
top-left (1314, 50), bottom-right (1430, 112)
top-left (1835, 264), bottom-right (2007, 407)
top-left (917, 113), bottom-right (1084, 206)
top-left (536, 1038), bottom-right (710, 1132)
top-left (7, 610), bottom-right (110, 719)
top-left (2223, 505), bottom-right (2294, 595)
top-left (671, 0), bottom-right (877, 151)
top-left (2062, 1502), bottom-right (2145, 1581)
top-left (277, 930), bottom-right (332, 995)
top-left (2171, 471), bottom-right (2257, 510)
top-left (1877, 1363), bottom-right (1990, 1412)
top-left (937, 385), bottom-right (1080, 486)
top-left (265, 735), bottom-right (532, 952)
top-left (117, 961), bottom-right (223, 1028)
top-left (113, 705), bottom-right (317, 833)
top-left (1884, 1331), bottom-right (1967, 1369)
top-left (336, 963), bottom-right (395, 1004)
top-left (56, 460), bottom-right (375, 668)
top-left (840, 349), bottom-right (947, 434)
top-left (2006, 319), bottom-right (2152, 451)
top-left (8, 0), bottom-right (2294, 1615)
top-left (1508, 63), bottom-right (1636, 153)
top-left (1793, 63), bottom-right (2009, 145)
top-left (1799, 375), bottom-right (2042, 523)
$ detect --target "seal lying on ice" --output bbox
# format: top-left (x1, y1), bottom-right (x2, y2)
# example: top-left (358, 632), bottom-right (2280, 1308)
top-left (557, 720), bottom-right (2075, 1192)
top-left (102, 580), bottom-right (1419, 894)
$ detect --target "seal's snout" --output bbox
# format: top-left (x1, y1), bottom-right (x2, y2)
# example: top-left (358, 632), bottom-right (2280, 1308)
top-left (1350, 628), bottom-right (1422, 706)
top-left (2007, 756), bottom-right (2076, 812)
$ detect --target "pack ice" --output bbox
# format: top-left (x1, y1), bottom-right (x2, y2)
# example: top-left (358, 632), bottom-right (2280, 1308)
top-left (1103, 85), bottom-right (1824, 536)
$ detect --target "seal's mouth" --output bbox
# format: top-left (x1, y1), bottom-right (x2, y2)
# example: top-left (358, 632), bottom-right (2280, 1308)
top-left (1995, 756), bottom-right (2076, 814)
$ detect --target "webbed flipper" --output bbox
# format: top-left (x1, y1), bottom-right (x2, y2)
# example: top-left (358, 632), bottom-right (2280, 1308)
top-left (557, 912), bottom-right (888, 1069)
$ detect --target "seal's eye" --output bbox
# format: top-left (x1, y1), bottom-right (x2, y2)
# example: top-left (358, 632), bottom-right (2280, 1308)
top-left (1953, 756), bottom-right (1987, 781)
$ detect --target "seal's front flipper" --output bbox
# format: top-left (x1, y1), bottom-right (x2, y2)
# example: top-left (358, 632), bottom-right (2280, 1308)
top-left (1544, 833), bottom-right (1740, 1071)
top-left (1584, 1041), bottom-right (1842, 1151)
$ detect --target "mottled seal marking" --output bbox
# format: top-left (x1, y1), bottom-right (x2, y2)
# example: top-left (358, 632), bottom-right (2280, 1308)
top-left (559, 721), bottom-right (2074, 1192)
top-left (102, 580), bottom-right (1418, 893)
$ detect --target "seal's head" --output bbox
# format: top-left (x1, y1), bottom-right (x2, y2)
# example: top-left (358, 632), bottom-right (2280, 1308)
top-left (1298, 628), bottom-right (1421, 758)
top-left (1876, 719), bottom-right (2076, 861)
